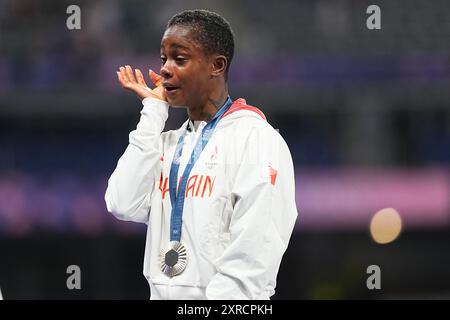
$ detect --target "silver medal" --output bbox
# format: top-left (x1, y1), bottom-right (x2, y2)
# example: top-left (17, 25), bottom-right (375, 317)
top-left (159, 241), bottom-right (188, 277)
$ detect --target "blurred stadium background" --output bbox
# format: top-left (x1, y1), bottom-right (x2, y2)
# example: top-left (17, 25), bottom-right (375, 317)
top-left (0, 0), bottom-right (449, 299)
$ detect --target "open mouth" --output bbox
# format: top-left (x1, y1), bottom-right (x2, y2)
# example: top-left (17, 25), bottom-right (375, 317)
top-left (163, 84), bottom-right (180, 93)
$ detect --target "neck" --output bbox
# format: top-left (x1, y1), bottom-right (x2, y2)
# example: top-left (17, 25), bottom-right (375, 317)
top-left (187, 87), bottom-right (229, 123)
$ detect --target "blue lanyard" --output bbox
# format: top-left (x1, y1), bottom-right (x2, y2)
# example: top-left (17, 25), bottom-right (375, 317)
top-left (168, 97), bottom-right (233, 241)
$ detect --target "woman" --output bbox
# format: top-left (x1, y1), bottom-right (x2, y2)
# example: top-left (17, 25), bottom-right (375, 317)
top-left (105, 9), bottom-right (298, 300)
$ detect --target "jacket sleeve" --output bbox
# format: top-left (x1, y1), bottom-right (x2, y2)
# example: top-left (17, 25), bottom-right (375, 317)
top-left (205, 124), bottom-right (298, 299)
top-left (104, 97), bottom-right (169, 223)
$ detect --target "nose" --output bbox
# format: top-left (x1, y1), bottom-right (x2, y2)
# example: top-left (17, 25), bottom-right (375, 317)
top-left (160, 63), bottom-right (173, 79)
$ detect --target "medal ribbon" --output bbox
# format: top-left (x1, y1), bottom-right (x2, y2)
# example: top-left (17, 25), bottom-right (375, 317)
top-left (168, 97), bottom-right (233, 241)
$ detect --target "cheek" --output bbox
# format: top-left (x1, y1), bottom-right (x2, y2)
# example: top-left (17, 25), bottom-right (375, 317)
top-left (178, 63), bottom-right (210, 98)
top-left (184, 72), bottom-right (207, 93)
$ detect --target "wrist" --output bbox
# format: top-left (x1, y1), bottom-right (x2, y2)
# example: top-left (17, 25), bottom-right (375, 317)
top-left (141, 92), bottom-right (164, 101)
top-left (142, 96), bottom-right (169, 108)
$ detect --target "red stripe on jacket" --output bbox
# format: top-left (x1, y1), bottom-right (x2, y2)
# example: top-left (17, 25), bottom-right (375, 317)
top-left (221, 98), bottom-right (266, 121)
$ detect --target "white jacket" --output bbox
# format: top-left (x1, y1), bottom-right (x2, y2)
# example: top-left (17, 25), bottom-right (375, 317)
top-left (105, 97), bottom-right (298, 300)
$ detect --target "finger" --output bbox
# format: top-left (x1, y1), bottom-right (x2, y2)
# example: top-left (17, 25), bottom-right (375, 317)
top-left (117, 70), bottom-right (128, 87)
top-left (135, 69), bottom-right (148, 87)
top-left (149, 69), bottom-right (162, 87)
top-left (119, 66), bottom-right (129, 83)
top-left (116, 71), bottom-right (122, 84)
top-left (125, 65), bottom-right (136, 83)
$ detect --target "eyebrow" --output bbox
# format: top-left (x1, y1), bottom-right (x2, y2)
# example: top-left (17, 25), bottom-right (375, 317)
top-left (160, 44), bottom-right (191, 51)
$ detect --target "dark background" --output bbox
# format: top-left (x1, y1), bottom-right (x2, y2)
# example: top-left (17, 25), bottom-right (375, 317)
top-left (0, 0), bottom-right (449, 299)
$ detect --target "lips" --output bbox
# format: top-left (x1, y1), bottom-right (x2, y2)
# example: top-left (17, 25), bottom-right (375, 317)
top-left (163, 83), bottom-right (179, 91)
top-left (163, 83), bottom-right (180, 97)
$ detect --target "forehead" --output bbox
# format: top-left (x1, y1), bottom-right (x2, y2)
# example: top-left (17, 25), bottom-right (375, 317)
top-left (160, 25), bottom-right (203, 53)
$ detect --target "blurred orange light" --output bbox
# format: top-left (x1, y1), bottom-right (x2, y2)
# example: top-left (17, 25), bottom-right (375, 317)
top-left (370, 208), bottom-right (402, 244)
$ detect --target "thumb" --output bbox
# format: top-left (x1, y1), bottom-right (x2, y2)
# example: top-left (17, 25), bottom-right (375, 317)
top-left (149, 69), bottom-right (162, 87)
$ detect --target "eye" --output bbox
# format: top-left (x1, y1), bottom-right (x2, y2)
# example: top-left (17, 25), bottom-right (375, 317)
top-left (175, 56), bottom-right (187, 64)
top-left (160, 56), bottom-right (167, 64)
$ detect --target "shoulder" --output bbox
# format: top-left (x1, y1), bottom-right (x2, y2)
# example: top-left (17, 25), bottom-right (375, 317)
top-left (220, 106), bottom-right (292, 158)
top-left (220, 98), bottom-right (274, 137)
top-left (224, 112), bottom-right (285, 146)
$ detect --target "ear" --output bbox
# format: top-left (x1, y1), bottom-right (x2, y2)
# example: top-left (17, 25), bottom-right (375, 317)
top-left (211, 55), bottom-right (227, 78)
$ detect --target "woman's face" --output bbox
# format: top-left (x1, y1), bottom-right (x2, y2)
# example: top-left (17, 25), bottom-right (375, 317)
top-left (160, 25), bottom-right (214, 108)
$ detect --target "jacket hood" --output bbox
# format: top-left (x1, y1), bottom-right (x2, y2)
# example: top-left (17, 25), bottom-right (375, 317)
top-left (220, 98), bottom-right (266, 122)
top-left (181, 98), bottom-right (266, 133)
